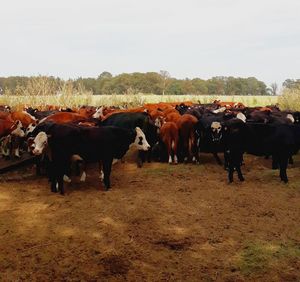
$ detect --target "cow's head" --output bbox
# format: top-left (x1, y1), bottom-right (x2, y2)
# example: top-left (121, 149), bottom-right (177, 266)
top-left (25, 123), bottom-right (37, 137)
top-left (293, 112), bottom-right (300, 124)
top-left (236, 112), bottom-right (246, 123)
top-left (210, 121), bottom-right (223, 142)
top-left (10, 120), bottom-right (25, 138)
top-left (286, 114), bottom-right (295, 123)
top-left (92, 107), bottom-right (104, 119)
top-left (132, 127), bottom-right (150, 151)
top-left (31, 132), bottom-right (49, 155)
top-left (154, 116), bottom-right (165, 133)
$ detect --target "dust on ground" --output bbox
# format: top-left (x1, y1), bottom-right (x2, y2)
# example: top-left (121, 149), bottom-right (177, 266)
top-left (0, 152), bottom-right (300, 281)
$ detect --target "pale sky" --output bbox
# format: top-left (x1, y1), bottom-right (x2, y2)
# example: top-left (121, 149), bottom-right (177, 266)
top-left (1, 0), bottom-right (300, 87)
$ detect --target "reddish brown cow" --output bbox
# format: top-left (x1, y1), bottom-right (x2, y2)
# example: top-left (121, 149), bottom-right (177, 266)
top-left (176, 114), bottom-right (198, 163)
top-left (0, 120), bottom-right (24, 138)
top-left (10, 111), bottom-right (37, 127)
top-left (259, 107), bottom-right (273, 113)
top-left (41, 112), bottom-right (87, 124)
top-left (160, 122), bottom-right (179, 164)
top-left (165, 112), bottom-right (181, 123)
top-left (0, 111), bottom-right (13, 121)
top-left (77, 106), bottom-right (95, 118)
top-left (148, 109), bottom-right (164, 120)
top-left (214, 100), bottom-right (245, 109)
top-left (102, 107), bottom-right (146, 120)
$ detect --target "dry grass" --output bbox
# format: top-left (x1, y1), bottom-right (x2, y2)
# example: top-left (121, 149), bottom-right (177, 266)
top-left (0, 94), bottom-right (279, 110)
top-left (278, 88), bottom-right (300, 111)
top-left (0, 76), bottom-right (282, 109)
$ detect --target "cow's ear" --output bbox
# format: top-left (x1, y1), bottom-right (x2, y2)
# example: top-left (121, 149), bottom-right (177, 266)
top-left (47, 134), bottom-right (52, 138)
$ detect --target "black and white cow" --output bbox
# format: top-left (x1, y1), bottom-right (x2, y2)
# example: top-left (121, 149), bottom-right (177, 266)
top-left (30, 122), bottom-right (150, 194)
top-left (101, 112), bottom-right (158, 167)
top-left (195, 112), bottom-right (246, 167)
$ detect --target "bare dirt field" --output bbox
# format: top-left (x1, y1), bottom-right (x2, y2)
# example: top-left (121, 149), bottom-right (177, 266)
top-left (0, 152), bottom-right (300, 281)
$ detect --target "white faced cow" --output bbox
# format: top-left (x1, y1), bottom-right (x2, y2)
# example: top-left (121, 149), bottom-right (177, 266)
top-left (31, 126), bottom-right (150, 194)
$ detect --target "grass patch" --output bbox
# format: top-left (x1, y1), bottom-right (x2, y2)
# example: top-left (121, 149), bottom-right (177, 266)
top-left (235, 241), bottom-right (300, 276)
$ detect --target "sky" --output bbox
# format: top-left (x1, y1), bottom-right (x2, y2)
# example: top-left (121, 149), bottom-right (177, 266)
top-left (1, 0), bottom-right (300, 87)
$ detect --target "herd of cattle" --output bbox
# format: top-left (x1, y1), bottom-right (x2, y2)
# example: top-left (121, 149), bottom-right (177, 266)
top-left (0, 100), bottom-right (300, 195)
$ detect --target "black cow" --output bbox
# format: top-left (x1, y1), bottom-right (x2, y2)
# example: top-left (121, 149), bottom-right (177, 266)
top-left (224, 120), bottom-right (300, 183)
top-left (101, 112), bottom-right (158, 167)
top-left (196, 112), bottom-right (237, 166)
top-left (30, 122), bottom-right (150, 194)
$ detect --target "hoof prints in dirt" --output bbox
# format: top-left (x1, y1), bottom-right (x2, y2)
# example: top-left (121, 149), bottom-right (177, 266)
top-left (154, 238), bottom-right (191, 251)
top-left (100, 255), bottom-right (131, 277)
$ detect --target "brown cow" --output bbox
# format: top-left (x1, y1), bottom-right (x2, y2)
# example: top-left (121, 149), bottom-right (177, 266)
top-left (176, 114), bottom-right (198, 163)
top-left (214, 100), bottom-right (245, 109)
top-left (160, 122), bottom-right (179, 164)
top-left (40, 112), bottom-right (87, 124)
top-left (10, 111), bottom-right (37, 127)
top-left (0, 120), bottom-right (25, 138)
top-left (0, 120), bottom-right (25, 158)
top-left (165, 112), bottom-right (181, 123)
top-left (102, 106), bottom-right (146, 120)
top-left (0, 111), bottom-right (13, 121)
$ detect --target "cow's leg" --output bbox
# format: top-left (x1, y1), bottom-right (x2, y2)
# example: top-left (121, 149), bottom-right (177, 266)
top-left (236, 165), bottom-right (244, 182)
top-left (80, 162), bottom-right (86, 182)
top-left (289, 156), bottom-right (294, 165)
top-left (35, 156), bottom-right (42, 176)
top-left (137, 151), bottom-right (144, 168)
top-left (173, 138), bottom-right (178, 164)
top-left (55, 158), bottom-right (67, 195)
top-left (103, 158), bottom-right (113, 191)
top-left (99, 161), bottom-right (104, 180)
top-left (272, 154), bottom-right (279, 170)
top-left (191, 140), bottom-right (199, 164)
top-left (224, 151), bottom-right (229, 170)
top-left (279, 156), bottom-right (289, 183)
top-left (58, 175), bottom-right (64, 195)
top-left (147, 149), bottom-right (152, 163)
top-left (167, 139), bottom-right (172, 164)
top-left (213, 152), bottom-right (223, 166)
top-left (14, 146), bottom-right (21, 158)
top-left (184, 141), bottom-right (189, 163)
top-left (228, 163), bottom-right (234, 183)
top-left (48, 162), bottom-right (57, 193)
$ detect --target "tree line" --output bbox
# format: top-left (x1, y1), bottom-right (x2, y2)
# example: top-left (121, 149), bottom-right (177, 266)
top-left (0, 71), bottom-right (297, 96)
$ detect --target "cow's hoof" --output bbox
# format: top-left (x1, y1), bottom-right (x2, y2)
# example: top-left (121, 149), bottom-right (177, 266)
top-left (239, 178), bottom-right (245, 182)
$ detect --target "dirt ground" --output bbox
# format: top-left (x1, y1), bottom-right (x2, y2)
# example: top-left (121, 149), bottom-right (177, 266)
top-left (0, 152), bottom-right (300, 282)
